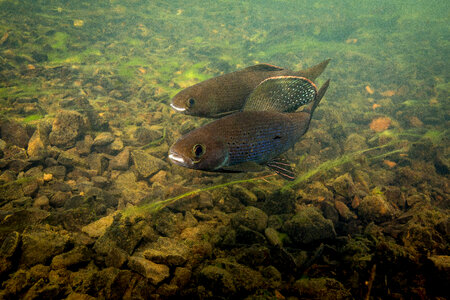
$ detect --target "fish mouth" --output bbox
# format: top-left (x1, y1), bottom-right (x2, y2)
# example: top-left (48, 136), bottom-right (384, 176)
top-left (170, 103), bottom-right (186, 112)
top-left (168, 150), bottom-right (191, 168)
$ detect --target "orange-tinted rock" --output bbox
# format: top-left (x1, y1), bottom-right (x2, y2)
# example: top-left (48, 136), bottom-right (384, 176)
top-left (369, 117), bottom-right (391, 132)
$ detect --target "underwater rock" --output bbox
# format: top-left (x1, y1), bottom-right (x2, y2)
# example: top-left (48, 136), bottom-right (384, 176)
top-left (0, 118), bottom-right (30, 148)
top-left (2, 264), bottom-right (51, 299)
top-left (0, 231), bottom-right (20, 277)
top-left (235, 225), bottom-right (267, 244)
top-left (127, 256), bottom-right (169, 285)
top-left (131, 150), bottom-right (167, 178)
top-left (20, 225), bottom-right (70, 267)
top-left (231, 185), bottom-right (258, 205)
top-left (43, 165), bottom-right (66, 180)
top-left (156, 283), bottom-right (178, 297)
top-left (50, 245), bottom-right (91, 270)
top-left (75, 135), bottom-right (94, 156)
top-left (434, 153), bottom-right (449, 175)
top-left (335, 200), bottom-right (356, 221)
top-left (344, 133), bottom-right (368, 152)
top-left (329, 173), bottom-right (356, 199)
top-left (293, 277), bottom-right (352, 300)
top-left (27, 130), bottom-right (47, 160)
top-left (109, 148), bottom-right (130, 170)
top-left (264, 227), bottom-right (283, 247)
top-left (0, 170), bottom-right (16, 184)
top-left (199, 265), bottom-right (236, 295)
top-left (261, 265), bottom-right (282, 289)
top-left (86, 153), bottom-right (108, 175)
top-left (58, 149), bottom-right (88, 168)
top-left (170, 267), bottom-right (191, 289)
top-left (113, 171), bottom-right (150, 205)
top-left (358, 194), bottom-right (394, 222)
top-left (209, 258), bottom-right (264, 293)
top-left (49, 191), bottom-right (71, 207)
top-left (282, 207), bottom-right (336, 245)
top-left (33, 195), bottom-right (50, 209)
top-left (143, 237), bottom-right (189, 266)
top-left (299, 181), bottom-right (334, 202)
top-left (92, 176), bottom-right (108, 188)
top-left (231, 206), bottom-right (268, 232)
top-left (236, 245), bottom-right (271, 267)
top-left (81, 213), bottom-right (115, 238)
top-left (49, 110), bottom-right (85, 149)
top-left (92, 132), bottom-right (115, 147)
top-left (134, 126), bottom-right (163, 145)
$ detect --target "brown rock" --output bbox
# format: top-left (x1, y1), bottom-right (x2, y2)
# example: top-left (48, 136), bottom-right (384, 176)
top-left (0, 119), bottom-right (30, 148)
top-left (127, 256), bottom-right (169, 285)
top-left (49, 110), bottom-right (85, 149)
top-left (110, 148), bottom-right (130, 170)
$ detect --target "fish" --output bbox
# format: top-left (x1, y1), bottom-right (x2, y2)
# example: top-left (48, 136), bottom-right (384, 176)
top-left (169, 79), bottom-right (330, 180)
top-left (170, 59), bottom-right (330, 118)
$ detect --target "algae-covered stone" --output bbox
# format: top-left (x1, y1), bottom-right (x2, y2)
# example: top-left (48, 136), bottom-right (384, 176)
top-left (231, 206), bottom-right (268, 232)
top-left (293, 277), bottom-right (352, 299)
top-left (199, 265), bottom-right (236, 295)
top-left (282, 207), bottom-right (336, 244)
top-left (131, 149), bottom-right (167, 178)
top-left (329, 173), bottom-right (355, 199)
top-left (128, 256), bottom-right (169, 285)
top-left (264, 227), bottom-right (283, 247)
top-left (20, 225), bottom-right (70, 267)
top-left (114, 171), bottom-right (150, 205)
top-left (143, 236), bottom-right (189, 266)
top-left (92, 132), bottom-right (115, 146)
top-left (49, 110), bottom-right (85, 149)
top-left (50, 245), bottom-right (91, 270)
top-left (358, 194), bottom-right (394, 222)
top-left (344, 133), bottom-right (367, 152)
top-left (110, 148), bottom-right (130, 170)
top-left (171, 267), bottom-right (191, 288)
top-left (231, 185), bottom-right (258, 205)
top-left (0, 119), bottom-right (30, 148)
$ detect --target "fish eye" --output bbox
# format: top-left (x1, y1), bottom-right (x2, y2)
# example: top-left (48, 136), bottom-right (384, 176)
top-left (192, 144), bottom-right (205, 159)
top-left (186, 98), bottom-right (195, 108)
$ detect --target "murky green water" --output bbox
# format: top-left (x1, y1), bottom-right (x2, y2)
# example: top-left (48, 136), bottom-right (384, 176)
top-left (0, 0), bottom-right (448, 299)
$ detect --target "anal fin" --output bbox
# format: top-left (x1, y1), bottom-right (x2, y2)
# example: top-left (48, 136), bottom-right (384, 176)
top-left (266, 157), bottom-right (296, 181)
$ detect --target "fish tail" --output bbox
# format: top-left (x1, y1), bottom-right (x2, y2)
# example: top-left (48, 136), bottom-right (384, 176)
top-left (306, 79), bottom-right (330, 114)
top-left (296, 59), bottom-right (331, 81)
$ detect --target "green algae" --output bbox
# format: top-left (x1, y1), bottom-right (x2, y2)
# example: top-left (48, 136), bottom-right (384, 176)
top-left (21, 114), bottom-right (44, 123)
top-left (48, 32), bottom-right (69, 51)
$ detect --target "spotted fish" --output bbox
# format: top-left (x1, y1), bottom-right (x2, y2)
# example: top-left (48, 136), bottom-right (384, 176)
top-left (170, 59), bottom-right (330, 118)
top-left (169, 80), bottom-right (330, 180)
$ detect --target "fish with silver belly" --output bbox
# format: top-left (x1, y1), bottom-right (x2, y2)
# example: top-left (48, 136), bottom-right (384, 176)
top-left (170, 59), bottom-right (330, 118)
top-left (169, 80), bottom-right (330, 180)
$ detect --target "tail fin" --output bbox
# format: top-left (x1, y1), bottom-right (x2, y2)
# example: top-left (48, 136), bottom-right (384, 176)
top-left (296, 59), bottom-right (331, 81)
top-left (305, 79), bottom-right (330, 114)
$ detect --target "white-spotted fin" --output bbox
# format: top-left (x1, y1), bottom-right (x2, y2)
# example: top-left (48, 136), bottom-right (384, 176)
top-left (243, 76), bottom-right (317, 113)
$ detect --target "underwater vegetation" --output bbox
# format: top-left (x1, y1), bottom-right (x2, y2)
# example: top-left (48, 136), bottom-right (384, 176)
top-left (0, 0), bottom-right (448, 299)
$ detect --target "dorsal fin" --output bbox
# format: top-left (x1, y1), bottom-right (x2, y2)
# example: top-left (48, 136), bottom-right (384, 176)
top-left (296, 59), bottom-right (331, 81)
top-left (243, 76), bottom-right (317, 113)
top-left (244, 63), bottom-right (285, 72)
